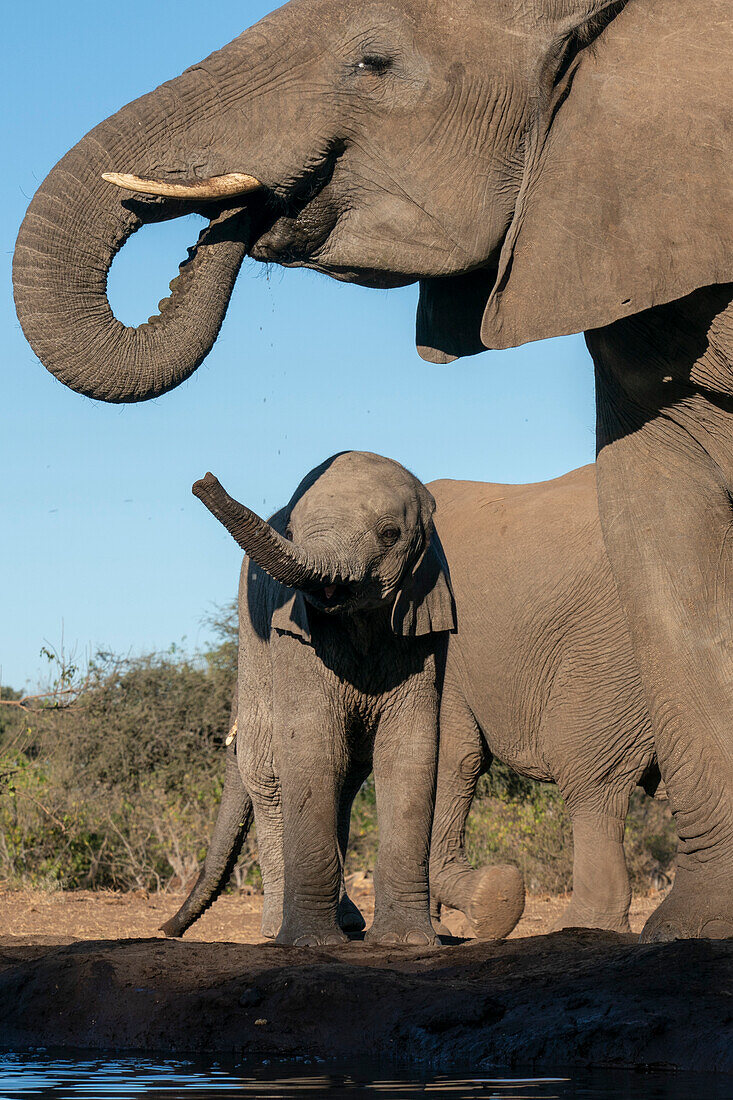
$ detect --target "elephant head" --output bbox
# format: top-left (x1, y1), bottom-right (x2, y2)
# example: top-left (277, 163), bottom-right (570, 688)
top-left (13, 0), bottom-right (731, 395)
top-left (193, 451), bottom-right (456, 636)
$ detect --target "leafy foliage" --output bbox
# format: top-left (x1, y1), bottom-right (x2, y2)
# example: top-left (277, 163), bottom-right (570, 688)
top-left (0, 606), bottom-right (675, 895)
top-left (0, 606), bottom-right (256, 891)
top-left (462, 764), bottom-right (676, 894)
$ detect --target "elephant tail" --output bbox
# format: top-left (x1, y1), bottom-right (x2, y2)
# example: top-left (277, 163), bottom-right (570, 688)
top-left (160, 737), bottom-right (253, 938)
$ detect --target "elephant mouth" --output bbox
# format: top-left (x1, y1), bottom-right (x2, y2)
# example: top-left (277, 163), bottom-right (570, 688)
top-left (304, 579), bottom-right (393, 616)
top-left (109, 146), bottom-right (416, 298)
top-left (305, 582), bottom-right (357, 613)
top-left (222, 151), bottom-right (415, 289)
top-left (247, 143), bottom-right (347, 268)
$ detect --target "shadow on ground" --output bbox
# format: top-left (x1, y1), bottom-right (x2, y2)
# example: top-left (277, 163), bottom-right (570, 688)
top-left (0, 930), bottom-right (729, 1072)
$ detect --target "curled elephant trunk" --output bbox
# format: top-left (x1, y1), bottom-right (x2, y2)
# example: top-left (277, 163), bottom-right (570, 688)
top-left (12, 56), bottom-right (258, 404)
top-left (160, 739), bottom-right (253, 939)
top-left (193, 472), bottom-right (348, 589)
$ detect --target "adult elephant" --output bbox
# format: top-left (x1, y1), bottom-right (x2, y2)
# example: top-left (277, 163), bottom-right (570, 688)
top-left (12, 0), bottom-right (733, 940)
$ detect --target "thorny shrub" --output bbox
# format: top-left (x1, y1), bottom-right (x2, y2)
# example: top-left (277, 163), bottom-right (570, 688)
top-left (1, 604), bottom-right (676, 895)
top-left (343, 766), bottom-right (676, 895)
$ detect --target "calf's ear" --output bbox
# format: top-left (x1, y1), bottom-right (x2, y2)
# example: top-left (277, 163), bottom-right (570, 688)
top-left (256, 504), bottom-right (311, 642)
top-left (391, 531), bottom-right (457, 638)
top-left (271, 589), bottom-right (311, 641)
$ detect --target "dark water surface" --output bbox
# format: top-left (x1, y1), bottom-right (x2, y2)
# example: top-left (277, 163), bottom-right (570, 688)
top-left (0, 1056), bottom-right (727, 1099)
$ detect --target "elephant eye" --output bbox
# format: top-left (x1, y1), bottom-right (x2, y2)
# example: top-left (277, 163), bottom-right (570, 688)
top-left (284, 526), bottom-right (293, 541)
top-left (356, 54), bottom-right (393, 76)
top-left (379, 525), bottom-right (401, 547)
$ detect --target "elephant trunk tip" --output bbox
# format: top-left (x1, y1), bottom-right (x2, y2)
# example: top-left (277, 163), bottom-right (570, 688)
top-left (192, 472), bottom-right (241, 531)
top-left (159, 918), bottom-right (184, 939)
top-left (193, 471), bottom-right (221, 501)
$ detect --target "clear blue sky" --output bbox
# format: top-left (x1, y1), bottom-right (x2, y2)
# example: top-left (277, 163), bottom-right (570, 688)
top-left (2, 0), bottom-right (595, 690)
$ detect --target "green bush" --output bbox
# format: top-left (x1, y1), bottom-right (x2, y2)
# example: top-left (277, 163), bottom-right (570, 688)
top-left (0, 610), bottom-right (676, 896)
top-left (461, 763), bottom-right (676, 894)
top-left (0, 607), bottom-right (253, 892)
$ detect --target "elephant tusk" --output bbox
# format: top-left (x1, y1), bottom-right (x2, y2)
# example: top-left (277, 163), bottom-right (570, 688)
top-left (225, 720), bottom-right (238, 747)
top-left (101, 171), bottom-right (263, 201)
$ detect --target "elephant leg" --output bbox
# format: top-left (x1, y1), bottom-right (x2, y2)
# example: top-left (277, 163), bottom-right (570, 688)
top-left (248, 742), bottom-right (365, 939)
top-left (249, 787), bottom-right (286, 940)
top-left (553, 811), bottom-right (631, 934)
top-left (365, 700), bottom-right (439, 946)
top-left (590, 286), bottom-right (733, 941)
top-left (430, 686), bottom-right (525, 940)
top-left (335, 765), bottom-right (370, 935)
top-left (273, 654), bottom-right (347, 946)
top-left (239, 754), bottom-right (286, 939)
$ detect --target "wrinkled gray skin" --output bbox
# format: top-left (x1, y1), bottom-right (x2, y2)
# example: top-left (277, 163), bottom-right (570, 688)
top-left (430, 464), bottom-right (658, 937)
top-left (164, 452), bottom-right (455, 947)
top-left (165, 460), bottom-right (657, 943)
top-left (13, 0), bottom-right (733, 940)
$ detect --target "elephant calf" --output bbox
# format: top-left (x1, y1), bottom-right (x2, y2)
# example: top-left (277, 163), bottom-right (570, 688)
top-left (164, 452), bottom-right (456, 946)
top-left (163, 457), bottom-right (657, 944)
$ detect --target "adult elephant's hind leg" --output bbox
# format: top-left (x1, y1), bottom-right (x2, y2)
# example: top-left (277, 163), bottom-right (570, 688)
top-left (591, 287), bottom-right (733, 941)
top-left (430, 685), bottom-right (525, 940)
top-left (553, 811), bottom-right (631, 933)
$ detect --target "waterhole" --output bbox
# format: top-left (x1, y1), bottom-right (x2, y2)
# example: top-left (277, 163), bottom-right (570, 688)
top-left (0, 1055), bottom-right (727, 1099)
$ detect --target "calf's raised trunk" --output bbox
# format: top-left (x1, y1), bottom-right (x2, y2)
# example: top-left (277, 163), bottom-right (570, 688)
top-left (193, 472), bottom-right (352, 589)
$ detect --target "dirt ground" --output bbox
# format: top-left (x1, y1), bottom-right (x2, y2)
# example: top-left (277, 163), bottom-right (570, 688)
top-left (0, 878), bottom-right (729, 1073)
top-left (0, 874), bottom-right (664, 944)
top-left (0, 917), bottom-right (730, 1072)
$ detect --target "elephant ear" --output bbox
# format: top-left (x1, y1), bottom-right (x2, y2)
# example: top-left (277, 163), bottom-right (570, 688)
top-left (482, 0), bottom-right (733, 350)
top-left (258, 505), bottom-right (311, 642)
top-left (418, 0), bottom-right (733, 360)
top-left (271, 588), bottom-right (311, 642)
top-left (391, 530), bottom-right (457, 638)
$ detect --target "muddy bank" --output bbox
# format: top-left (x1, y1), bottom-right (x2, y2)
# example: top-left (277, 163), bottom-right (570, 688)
top-left (0, 930), bottom-right (729, 1073)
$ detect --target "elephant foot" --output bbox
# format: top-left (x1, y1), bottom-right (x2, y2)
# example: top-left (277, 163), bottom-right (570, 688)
top-left (365, 911), bottom-right (439, 947)
top-left (260, 894), bottom-right (284, 939)
top-left (337, 892), bottom-right (365, 935)
top-left (275, 918), bottom-right (348, 947)
top-left (159, 917), bottom-right (183, 939)
top-left (552, 900), bottom-right (630, 934)
top-left (429, 896), bottom-right (452, 938)
top-left (640, 867), bottom-right (733, 942)
top-left (430, 912), bottom-right (453, 938)
top-left (458, 865), bottom-right (525, 940)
